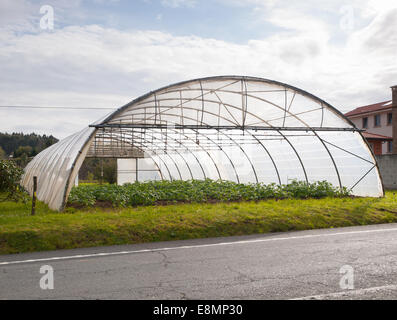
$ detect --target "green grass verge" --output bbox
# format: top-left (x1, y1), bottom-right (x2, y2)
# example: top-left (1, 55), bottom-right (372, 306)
top-left (0, 192), bottom-right (397, 255)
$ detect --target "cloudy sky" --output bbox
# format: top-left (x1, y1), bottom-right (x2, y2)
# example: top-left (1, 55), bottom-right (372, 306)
top-left (1, 0), bottom-right (396, 139)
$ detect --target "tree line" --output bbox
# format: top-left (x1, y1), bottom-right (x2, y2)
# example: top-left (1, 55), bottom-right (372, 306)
top-left (0, 131), bottom-right (116, 183)
top-left (0, 132), bottom-right (58, 166)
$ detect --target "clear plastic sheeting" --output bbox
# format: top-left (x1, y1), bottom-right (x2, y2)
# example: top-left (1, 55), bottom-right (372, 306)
top-left (21, 76), bottom-right (384, 211)
top-left (21, 126), bottom-right (96, 210)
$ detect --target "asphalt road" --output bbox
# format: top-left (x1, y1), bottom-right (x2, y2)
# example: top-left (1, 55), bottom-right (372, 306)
top-left (1, 223), bottom-right (397, 300)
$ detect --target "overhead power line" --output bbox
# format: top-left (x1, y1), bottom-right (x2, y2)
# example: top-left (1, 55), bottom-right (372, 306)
top-left (0, 105), bottom-right (117, 110)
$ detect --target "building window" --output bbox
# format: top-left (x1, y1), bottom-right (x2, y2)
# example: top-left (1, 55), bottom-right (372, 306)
top-left (387, 113), bottom-right (392, 125)
top-left (362, 117), bottom-right (368, 128)
top-left (388, 141), bottom-right (393, 153)
top-left (374, 114), bottom-right (381, 127)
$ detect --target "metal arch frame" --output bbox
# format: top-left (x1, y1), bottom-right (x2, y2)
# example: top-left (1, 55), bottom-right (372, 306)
top-left (229, 92), bottom-right (341, 187)
top-left (100, 73), bottom-right (376, 194)
top-left (121, 112), bottom-right (240, 182)
top-left (133, 90), bottom-right (340, 186)
top-left (89, 131), bottom-right (167, 181)
top-left (22, 129), bottom-right (86, 210)
top-left (243, 91), bottom-right (340, 187)
top-left (355, 130), bottom-right (385, 194)
top-left (140, 129), bottom-right (200, 180)
top-left (116, 123), bottom-right (229, 182)
top-left (120, 139), bottom-right (173, 181)
top-left (61, 128), bottom-right (98, 210)
top-left (97, 129), bottom-right (196, 180)
top-left (165, 76), bottom-right (380, 192)
top-left (160, 88), bottom-right (259, 182)
top-left (107, 106), bottom-right (307, 184)
top-left (109, 96), bottom-right (304, 182)
top-left (146, 86), bottom-right (357, 189)
top-left (22, 137), bottom-right (59, 189)
top-left (90, 128), bottom-right (171, 181)
top-left (199, 80), bottom-right (205, 125)
top-left (109, 93), bottom-right (252, 182)
top-left (249, 131), bottom-right (282, 185)
top-left (111, 84), bottom-right (247, 176)
top-left (128, 125), bottom-right (223, 180)
top-left (109, 95), bottom-right (348, 185)
top-left (206, 90), bottom-right (259, 183)
top-left (210, 87), bottom-right (276, 184)
top-left (114, 111), bottom-right (252, 183)
top-left (99, 75), bottom-right (379, 189)
top-left (48, 130), bottom-right (92, 204)
top-left (100, 76), bottom-right (357, 129)
top-left (144, 125), bottom-right (224, 181)
top-left (92, 125), bottom-right (363, 191)
top-left (147, 127), bottom-right (223, 180)
top-left (37, 129), bottom-right (92, 208)
top-left (24, 133), bottom-right (73, 202)
top-left (173, 126), bottom-right (234, 181)
top-left (105, 125), bottom-right (242, 184)
top-left (211, 85), bottom-right (278, 184)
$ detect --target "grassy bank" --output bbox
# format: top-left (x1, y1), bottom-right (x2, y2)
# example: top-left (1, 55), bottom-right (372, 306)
top-left (0, 192), bottom-right (397, 255)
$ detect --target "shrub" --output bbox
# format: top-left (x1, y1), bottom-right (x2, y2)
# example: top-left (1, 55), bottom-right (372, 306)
top-left (0, 159), bottom-right (28, 202)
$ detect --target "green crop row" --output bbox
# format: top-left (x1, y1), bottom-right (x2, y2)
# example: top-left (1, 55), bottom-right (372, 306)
top-left (67, 179), bottom-right (351, 208)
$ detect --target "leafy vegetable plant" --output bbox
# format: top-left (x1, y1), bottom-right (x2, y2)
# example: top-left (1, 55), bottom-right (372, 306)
top-left (68, 179), bottom-right (351, 208)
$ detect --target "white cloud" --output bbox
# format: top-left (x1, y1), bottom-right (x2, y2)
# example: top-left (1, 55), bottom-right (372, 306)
top-left (0, 0), bottom-right (37, 32)
top-left (160, 0), bottom-right (196, 8)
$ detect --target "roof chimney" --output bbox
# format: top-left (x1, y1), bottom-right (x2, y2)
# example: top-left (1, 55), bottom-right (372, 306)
top-left (392, 85), bottom-right (397, 154)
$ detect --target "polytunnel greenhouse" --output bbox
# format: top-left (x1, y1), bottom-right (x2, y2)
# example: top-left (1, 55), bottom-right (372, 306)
top-left (21, 76), bottom-right (384, 211)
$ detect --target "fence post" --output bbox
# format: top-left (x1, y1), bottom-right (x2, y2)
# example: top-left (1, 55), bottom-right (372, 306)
top-left (31, 176), bottom-right (37, 216)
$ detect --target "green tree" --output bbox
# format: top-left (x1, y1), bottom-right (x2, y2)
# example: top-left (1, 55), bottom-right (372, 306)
top-left (93, 159), bottom-right (117, 184)
top-left (0, 159), bottom-right (27, 202)
top-left (102, 161), bottom-right (117, 184)
top-left (13, 146), bottom-right (33, 167)
top-left (79, 158), bottom-right (117, 184)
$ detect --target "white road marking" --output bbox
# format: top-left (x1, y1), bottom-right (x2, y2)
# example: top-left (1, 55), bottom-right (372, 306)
top-left (291, 284), bottom-right (397, 300)
top-left (1, 226), bottom-right (397, 266)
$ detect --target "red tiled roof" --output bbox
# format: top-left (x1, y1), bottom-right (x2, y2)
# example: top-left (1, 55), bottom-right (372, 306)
top-left (345, 100), bottom-right (392, 117)
top-left (362, 132), bottom-right (392, 140)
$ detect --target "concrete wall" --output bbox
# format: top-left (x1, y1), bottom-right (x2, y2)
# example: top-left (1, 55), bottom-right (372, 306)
top-left (376, 154), bottom-right (397, 190)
